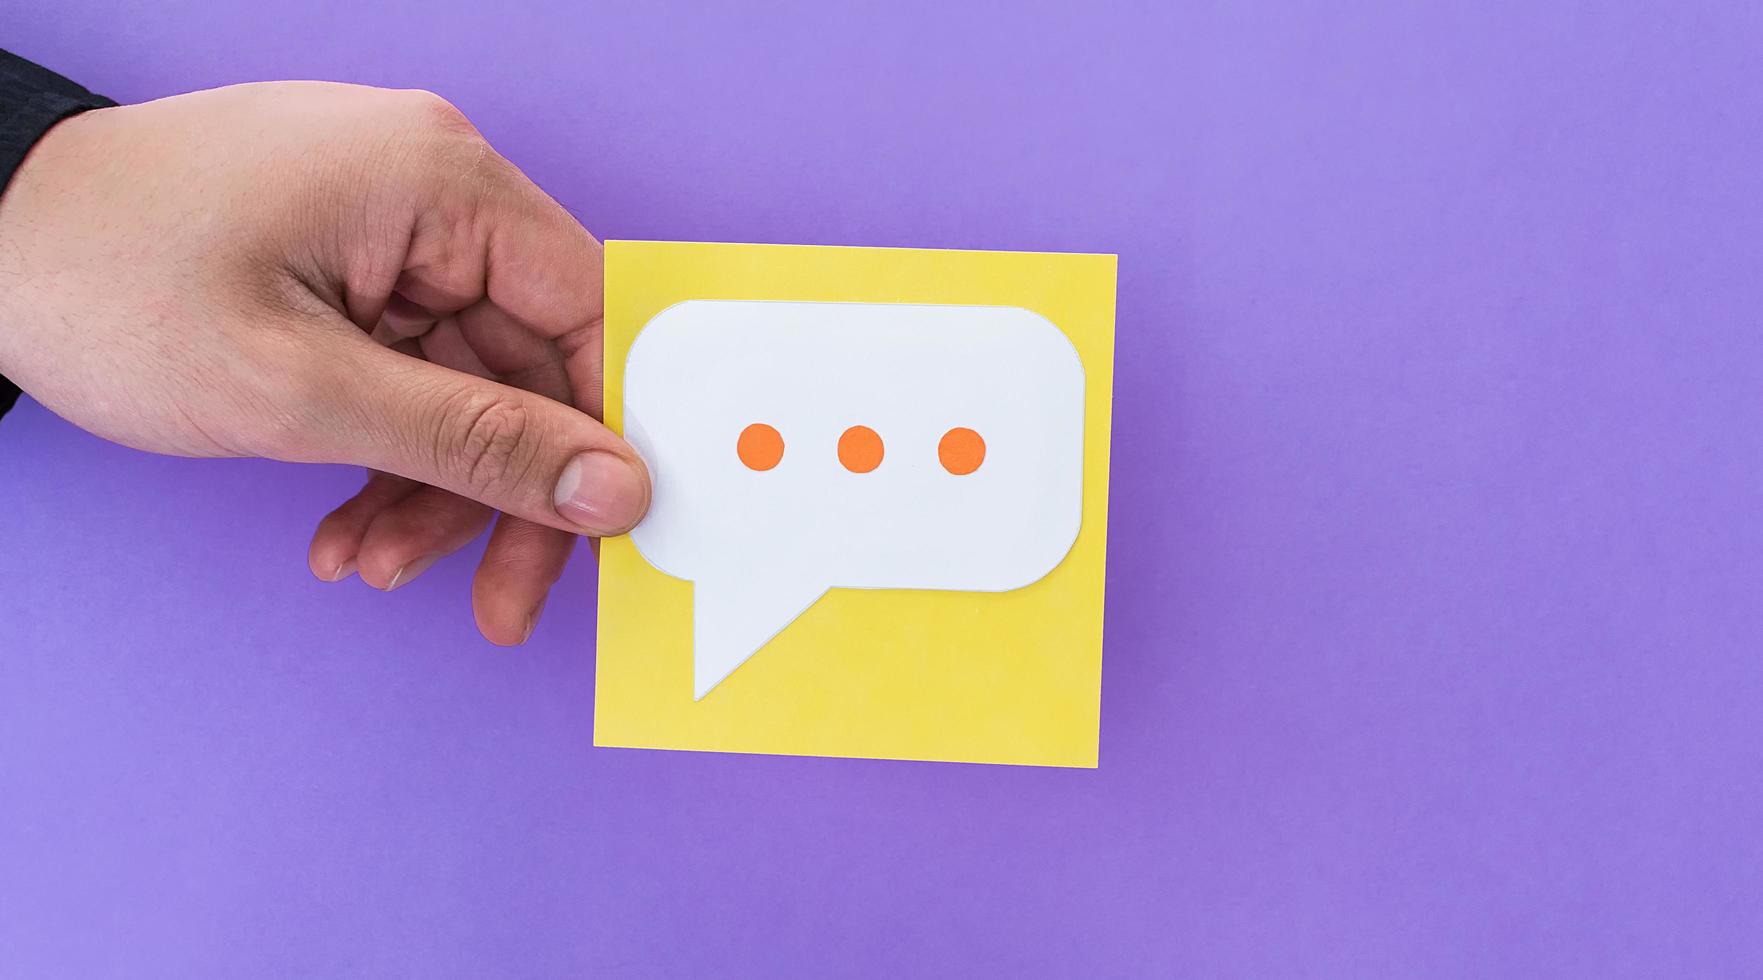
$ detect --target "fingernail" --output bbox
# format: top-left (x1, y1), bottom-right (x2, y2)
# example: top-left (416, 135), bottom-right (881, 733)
top-left (385, 554), bottom-right (440, 591)
top-left (553, 451), bottom-right (645, 533)
top-left (328, 558), bottom-right (358, 583)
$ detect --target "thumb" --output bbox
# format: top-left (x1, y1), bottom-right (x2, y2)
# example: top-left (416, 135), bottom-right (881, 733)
top-left (331, 344), bottom-right (650, 536)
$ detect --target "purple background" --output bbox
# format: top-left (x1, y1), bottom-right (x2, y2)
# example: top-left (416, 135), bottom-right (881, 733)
top-left (4, 2), bottom-right (1762, 976)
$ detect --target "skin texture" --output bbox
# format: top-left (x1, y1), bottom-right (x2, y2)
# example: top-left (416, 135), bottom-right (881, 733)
top-left (0, 82), bottom-right (652, 645)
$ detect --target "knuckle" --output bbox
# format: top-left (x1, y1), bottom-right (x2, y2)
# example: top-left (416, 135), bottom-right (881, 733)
top-left (398, 88), bottom-right (477, 136)
top-left (387, 89), bottom-right (505, 197)
top-left (441, 390), bottom-right (538, 496)
top-left (383, 90), bottom-right (491, 174)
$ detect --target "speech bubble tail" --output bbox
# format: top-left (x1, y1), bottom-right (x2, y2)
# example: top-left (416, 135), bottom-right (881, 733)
top-left (693, 580), bottom-right (826, 700)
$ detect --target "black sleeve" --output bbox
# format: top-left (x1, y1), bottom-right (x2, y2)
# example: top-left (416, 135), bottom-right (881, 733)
top-left (1, 49), bottom-right (117, 420)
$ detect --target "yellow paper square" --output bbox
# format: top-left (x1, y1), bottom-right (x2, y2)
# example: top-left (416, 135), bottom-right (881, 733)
top-left (594, 241), bottom-right (1116, 767)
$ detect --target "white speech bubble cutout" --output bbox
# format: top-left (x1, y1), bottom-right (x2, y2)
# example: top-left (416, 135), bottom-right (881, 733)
top-left (624, 300), bottom-right (1084, 699)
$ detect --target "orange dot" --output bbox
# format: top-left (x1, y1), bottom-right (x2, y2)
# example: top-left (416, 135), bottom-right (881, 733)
top-left (736, 423), bottom-right (784, 471)
top-left (837, 425), bottom-right (884, 473)
top-left (938, 427), bottom-right (986, 475)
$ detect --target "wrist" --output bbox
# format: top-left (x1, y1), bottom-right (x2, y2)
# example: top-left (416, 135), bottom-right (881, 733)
top-left (0, 107), bottom-right (115, 407)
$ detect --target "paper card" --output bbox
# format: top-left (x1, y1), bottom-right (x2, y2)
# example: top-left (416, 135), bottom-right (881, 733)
top-left (594, 241), bottom-right (1116, 767)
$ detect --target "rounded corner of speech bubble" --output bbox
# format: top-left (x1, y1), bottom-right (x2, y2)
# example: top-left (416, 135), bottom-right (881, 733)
top-left (622, 299), bottom-right (702, 364)
top-left (619, 298), bottom-right (1088, 699)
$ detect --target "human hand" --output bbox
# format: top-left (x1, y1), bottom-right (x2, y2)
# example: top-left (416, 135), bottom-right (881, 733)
top-left (0, 81), bottom-right (650, 644)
